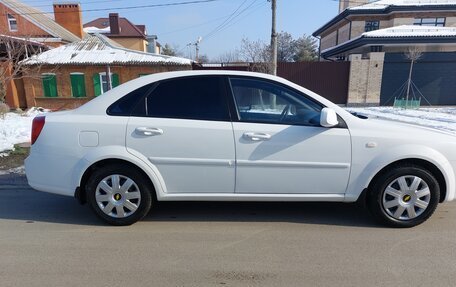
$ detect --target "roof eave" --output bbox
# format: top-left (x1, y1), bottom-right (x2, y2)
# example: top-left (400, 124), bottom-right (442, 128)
top-left (313, 5), bottom-right (456, 37)
top-left (321, 35), bottom-right (456, 58)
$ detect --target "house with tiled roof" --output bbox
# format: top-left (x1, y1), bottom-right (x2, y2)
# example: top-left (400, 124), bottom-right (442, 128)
top-left (313, 0), bottom-right (456, 106)
top-left (83, 13), bottom-right (154, 53)
top-left (20, 34), bottom-right (192, 110)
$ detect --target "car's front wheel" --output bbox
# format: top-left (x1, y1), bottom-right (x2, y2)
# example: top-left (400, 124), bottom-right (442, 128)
top-left (367, 165), bottom-right (440, 228)
top-left (86, 164), bottom-right (153, 226)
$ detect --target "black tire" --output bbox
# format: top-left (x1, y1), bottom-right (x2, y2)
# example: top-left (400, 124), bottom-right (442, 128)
top-left (86, 164), bottom-right (153, 226)
top-left (367, 165), bottom-right (440, 228)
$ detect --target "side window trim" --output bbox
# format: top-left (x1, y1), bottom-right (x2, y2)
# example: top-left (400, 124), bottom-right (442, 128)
top-left (227, 76), bottom-right (324, 127)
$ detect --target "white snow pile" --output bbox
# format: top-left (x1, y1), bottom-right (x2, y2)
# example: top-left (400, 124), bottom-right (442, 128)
top-left (346, 107), bottom-right (456, 134)
top-left (0, 108), bottom-right (48, 153)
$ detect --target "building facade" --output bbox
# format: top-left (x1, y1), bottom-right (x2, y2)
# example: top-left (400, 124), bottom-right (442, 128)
top-left (313, 0), bottom-right (456, 105)
top-left (0, 0), bottom-right (83, 109)
top-left (21, 34), bottom-right (192, 110)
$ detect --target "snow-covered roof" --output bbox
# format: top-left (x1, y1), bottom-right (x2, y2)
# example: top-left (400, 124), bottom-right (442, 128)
top-left (363, 25), bottom-right (456, 37)
top-left (349, 0), bottom-right (456, 10)
top-left (321, 25), bottom-right (456, 57)
top-left (22, 34), bottom-right (193, 66)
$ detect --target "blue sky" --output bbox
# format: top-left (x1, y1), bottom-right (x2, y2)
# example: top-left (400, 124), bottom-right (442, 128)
top-left (22, 0), bottom-right (339, 59)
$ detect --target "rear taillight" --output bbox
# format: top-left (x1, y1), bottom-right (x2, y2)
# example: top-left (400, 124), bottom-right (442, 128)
top-left (31, 116), bottom-right (45, 145)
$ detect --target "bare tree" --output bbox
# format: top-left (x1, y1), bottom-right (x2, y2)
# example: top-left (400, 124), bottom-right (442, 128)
top-left (0, 35), bottom-right (46, 104)
top-left (216, 50), bottom-right (241, 63)
top-left (239, 38), bottom-right (272, 74)
top-left (198, 54), bottom-right (210, 64)
top-left (404, 47), bottom-right (423, 106)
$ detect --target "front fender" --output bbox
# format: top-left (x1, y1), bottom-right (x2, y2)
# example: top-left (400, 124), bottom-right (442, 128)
top-left (345, 144), bottom-right (456, 202)
top-left (71, 145), bottom-right (167, 199)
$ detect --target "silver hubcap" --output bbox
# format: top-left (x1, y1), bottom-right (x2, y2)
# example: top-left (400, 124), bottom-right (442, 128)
top-left (382, 175), bottom-right (431, 221)
top-left (95, 174), bottom-right (141, 218)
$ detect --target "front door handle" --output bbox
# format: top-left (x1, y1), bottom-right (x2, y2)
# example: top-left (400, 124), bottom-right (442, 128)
top-left (243, 132), bottom-right (271, 141)
top-left (135, 127), bottom-right (164, 136)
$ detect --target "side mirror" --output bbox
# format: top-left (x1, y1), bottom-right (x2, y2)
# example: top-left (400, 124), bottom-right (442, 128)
top-left (320, 108), bottom-right (339, 128)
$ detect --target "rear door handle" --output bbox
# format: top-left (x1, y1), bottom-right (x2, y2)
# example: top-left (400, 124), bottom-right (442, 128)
top-left (135, 127), bottom-right (164, 136)
top-left (243, 132), bottom-right (271, 141)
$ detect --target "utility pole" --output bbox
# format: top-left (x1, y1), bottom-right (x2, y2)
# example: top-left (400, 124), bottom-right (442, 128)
top-left (187, 36), bottom-right (203, 62)
top-left (270, 0), bottom-right (277, 75)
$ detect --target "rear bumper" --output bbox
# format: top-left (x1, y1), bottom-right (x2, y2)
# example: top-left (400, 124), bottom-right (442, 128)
top-left (25, 152), bottom-right (77, 197)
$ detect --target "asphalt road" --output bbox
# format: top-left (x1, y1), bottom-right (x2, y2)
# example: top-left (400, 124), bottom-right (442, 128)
top-left (1, 174), bottom-right (456, 287)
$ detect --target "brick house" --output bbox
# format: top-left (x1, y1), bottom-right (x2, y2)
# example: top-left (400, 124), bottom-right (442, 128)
top-left (0, 0), bottom-right (84, 109)
top-left (313, 0), bottom-right (456, 105)
top-left (83, 13), bottom-right (156, 53)
top-left (21, 34), bottom-right (192, 110)
top-left (0, 0), bottom-right (82, 46)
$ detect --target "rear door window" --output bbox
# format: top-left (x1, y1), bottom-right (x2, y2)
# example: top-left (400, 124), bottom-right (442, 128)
top-left (145, 76), bottom-right (230, 121)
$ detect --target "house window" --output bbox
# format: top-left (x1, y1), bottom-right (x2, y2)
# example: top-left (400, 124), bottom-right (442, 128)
top-left (7, 14), bottom-right (17, 31)
top-left (42, 74), bottom-right (58, 98)
top-left (70, 73), bottom-right (86, 98)
top-left (92, 72), bottom-right (119, 96)
top-left (413, 18), bottom-right (445, 27)
top-left (370, 46), bottom-right (383, 52)
top-left (365, 21), bottom-right (380, 32)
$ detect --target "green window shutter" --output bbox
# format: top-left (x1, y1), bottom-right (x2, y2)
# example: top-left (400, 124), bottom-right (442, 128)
top-left (70, 74), bottom-right (86, 98)
top-left (42, 74), bottom-right (57, 98)
top-left (93, 73), bottom-right (101, 97)
top-left (112, 73), bottom-right (120, 88)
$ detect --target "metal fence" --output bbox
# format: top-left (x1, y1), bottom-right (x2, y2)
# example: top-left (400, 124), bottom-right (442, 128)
top-left (194, 62), bottom-right (350, 105)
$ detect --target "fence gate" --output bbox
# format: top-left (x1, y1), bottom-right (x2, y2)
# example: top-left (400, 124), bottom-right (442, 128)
top-left (381, 52), bottom-right (456, 106)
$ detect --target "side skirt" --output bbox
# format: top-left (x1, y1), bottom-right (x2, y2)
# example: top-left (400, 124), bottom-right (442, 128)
top-left (157, 193), bottom-right (349, 202)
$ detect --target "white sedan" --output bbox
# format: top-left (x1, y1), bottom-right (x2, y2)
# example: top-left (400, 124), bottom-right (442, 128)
top-left (25, 71), bottom-right (456, 227)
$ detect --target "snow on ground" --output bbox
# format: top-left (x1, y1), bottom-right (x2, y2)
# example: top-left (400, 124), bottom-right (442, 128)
top-left (0, 108), bottom-right (47, 153)
top-left (0, 165), bottom-right (25, 175)
top-left (346, 107), bottom-right (456, 135)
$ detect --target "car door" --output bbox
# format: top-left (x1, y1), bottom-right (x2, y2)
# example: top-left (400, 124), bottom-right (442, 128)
top-left (126, 76), bottom-right (235, 194)
top-left (229, 77), bottom-right (351, 195)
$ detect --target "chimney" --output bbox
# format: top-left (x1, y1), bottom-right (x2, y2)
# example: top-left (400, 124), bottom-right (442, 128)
top-left (109, 13), bottom-right (120, 34)
top-left (53, 3), bottom-right (83, 39)
top-left (147, 35), bottom-right (158, 54)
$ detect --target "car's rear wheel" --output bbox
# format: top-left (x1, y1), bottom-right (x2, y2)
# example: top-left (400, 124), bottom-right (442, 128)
top-left (86, 164), bottom-right (153, 226)
top-left (367, 165), bottom-right (440, 228)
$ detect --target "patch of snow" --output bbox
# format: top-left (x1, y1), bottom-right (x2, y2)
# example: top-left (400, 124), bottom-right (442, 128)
top-left (363, 25), bottom-right (456, 38)
top-left (83, 26), bottom-right (111, 34)
top-left (349, 0), bottom-right (456, 10)
top-left (0, 165), bottom-right (25, 175)
top-left (0, 108), bottom-right (48, 153)
top-left (346, 107), bottom-right (456, 134)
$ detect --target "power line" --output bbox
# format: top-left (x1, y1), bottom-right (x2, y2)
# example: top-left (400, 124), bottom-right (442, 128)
top-left (203, 0), bottom-right (262, 41)
top-left (203, 0), bottom-right (250, 39)
top-left (4, 0), bottom-right (222, 16)
top-left (18, 0), bottom-right (126, 9)
top-left (205, 1), bottom-right (267, 40)
top-left (160, 13), bottom-right (234, 35)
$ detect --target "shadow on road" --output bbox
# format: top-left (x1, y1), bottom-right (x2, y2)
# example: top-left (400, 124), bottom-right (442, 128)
top-left (0, 174), bottom-right (380, 228)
